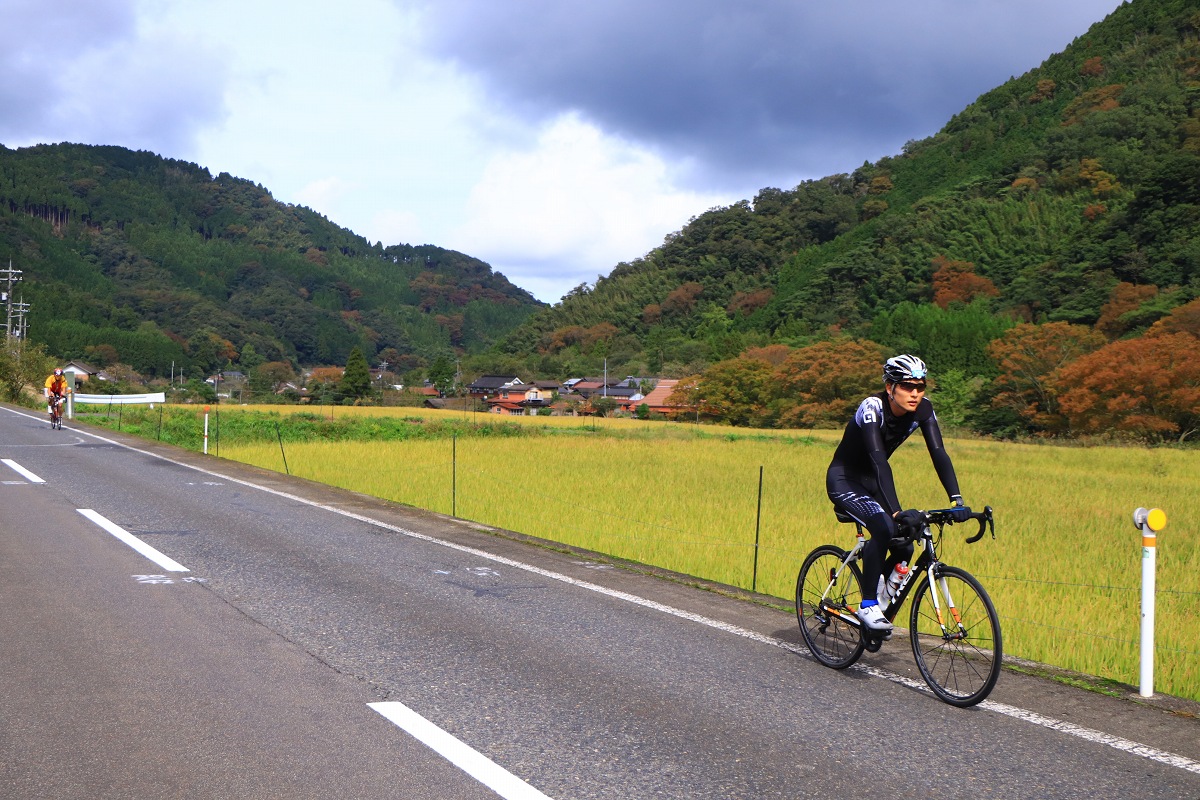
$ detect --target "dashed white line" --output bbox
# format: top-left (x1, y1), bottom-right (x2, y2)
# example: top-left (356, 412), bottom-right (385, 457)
top-left (77, 509), bottom-right (190, 573)
top-left (369, 702), bottom-right (554, 800)
top-left (2, 458), bottom-right (45, 483)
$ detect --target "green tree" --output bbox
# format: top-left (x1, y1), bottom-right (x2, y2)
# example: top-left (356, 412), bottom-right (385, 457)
top-left (339, 347), bottom-right (372, 401)
top-left (188, 329), bottom-right (237, 377)
top-left (928, 369), bottom-right (985, 433)
top-left (250, 361), bottom-right (297, 400)
top-left (427, 355), bottom-right (457, 396)
top-left (689, 357), bottom-right (776, 427)
top-left (239, 342), bottom-right (266, 372)
top-left (592, 396), bottom-right (619, 417)
top-left (182, 376), bottom-right (217, 403)
top-left (0, 342), bottom-right (56, 402)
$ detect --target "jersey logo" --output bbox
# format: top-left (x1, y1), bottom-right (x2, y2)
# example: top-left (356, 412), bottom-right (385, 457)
top-left (856, 396), bottom-right (883, 427)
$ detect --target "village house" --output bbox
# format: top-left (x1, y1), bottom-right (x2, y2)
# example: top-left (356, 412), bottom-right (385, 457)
top-left (61, 360), bottom-right (100, 389)
top-left (485, 382), bottom-right (554, 415)
top-left (620, 379), bottom-right (684, 416)
top-left (466, 374), bottom-right (522, 399)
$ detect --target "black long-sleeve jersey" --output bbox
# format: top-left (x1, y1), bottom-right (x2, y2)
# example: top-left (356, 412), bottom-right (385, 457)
top-left (827, 392), bottom-right (960, 516)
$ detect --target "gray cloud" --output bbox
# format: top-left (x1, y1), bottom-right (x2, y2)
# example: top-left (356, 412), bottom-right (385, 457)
top-left (0, 0), bottom-right (228, 155)
top-left (417, 0), bottom-right (1120, 188)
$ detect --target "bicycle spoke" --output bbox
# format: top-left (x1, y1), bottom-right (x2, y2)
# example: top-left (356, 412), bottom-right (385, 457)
top-left (910, 566), bottom-right (1002, 707)
top-left (797, 546), bottom-right (865, 670)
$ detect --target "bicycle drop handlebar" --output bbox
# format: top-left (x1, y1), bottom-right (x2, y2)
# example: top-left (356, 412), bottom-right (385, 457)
top-left (896, 506), bottom-right (994, 545)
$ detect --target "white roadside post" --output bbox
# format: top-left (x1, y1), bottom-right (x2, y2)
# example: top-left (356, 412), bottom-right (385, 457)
top-left (1132, 507), bottom-right (1168, 698)
top-left (203, 405), bottom-right (211, 455)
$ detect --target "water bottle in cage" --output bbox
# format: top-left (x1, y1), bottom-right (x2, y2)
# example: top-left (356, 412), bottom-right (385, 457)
top-left (884, 561), bottom-right (910, 601)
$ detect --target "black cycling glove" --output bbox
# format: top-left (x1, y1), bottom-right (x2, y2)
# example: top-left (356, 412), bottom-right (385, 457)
top-left (949, 495), bottom-right (971, 522)
top-left (896, 509), bottom-right (926, 533)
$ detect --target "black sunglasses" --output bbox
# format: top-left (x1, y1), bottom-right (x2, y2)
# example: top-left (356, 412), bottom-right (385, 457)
top-left (897, 381), bottom-right (927, 393)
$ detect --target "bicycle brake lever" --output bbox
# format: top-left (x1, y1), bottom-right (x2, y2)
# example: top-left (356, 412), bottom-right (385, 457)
top-left (965, 506), bottom-right (994, 543)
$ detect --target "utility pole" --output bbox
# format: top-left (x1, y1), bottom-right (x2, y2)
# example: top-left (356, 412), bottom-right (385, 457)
top-left (12, 300), bottom-right (30, 340)
top-left (2, 260), bottom-right (23, 339)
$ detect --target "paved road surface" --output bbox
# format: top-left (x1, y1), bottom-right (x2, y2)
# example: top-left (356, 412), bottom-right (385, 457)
top-left (1, 405), bottom-right (1198, 799)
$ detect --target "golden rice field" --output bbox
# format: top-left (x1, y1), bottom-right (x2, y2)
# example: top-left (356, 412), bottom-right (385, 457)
top-left (173, 405), bottom-right (1200, 700)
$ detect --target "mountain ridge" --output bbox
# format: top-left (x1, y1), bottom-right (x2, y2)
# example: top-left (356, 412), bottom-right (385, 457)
top-left (0, 141), bottom-right (544, 379)
top-left (485, 0), bottom-right (1198, 389)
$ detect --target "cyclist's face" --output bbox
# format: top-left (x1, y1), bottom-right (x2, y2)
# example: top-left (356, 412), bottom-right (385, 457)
top-left (888, 380), bottom-right (925, 414)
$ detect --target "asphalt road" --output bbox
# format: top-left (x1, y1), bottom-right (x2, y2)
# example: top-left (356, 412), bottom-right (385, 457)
top-left (1, 405), bottom-right (1198, 800)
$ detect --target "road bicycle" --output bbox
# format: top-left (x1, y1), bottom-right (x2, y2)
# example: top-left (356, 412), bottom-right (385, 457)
top-left (795, 505), bottom-right (1000, 707)
top-left (48, 395), bottom-right (65, 430)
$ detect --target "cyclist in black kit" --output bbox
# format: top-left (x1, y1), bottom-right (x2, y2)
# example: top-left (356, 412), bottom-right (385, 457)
top-left (826, 354), bottom-right (968, 632)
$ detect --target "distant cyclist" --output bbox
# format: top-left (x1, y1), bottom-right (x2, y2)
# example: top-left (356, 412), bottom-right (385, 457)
top-left (826, 354), bottom-right (967, 632)
top-left (44, 367), bottom-right (70, 422)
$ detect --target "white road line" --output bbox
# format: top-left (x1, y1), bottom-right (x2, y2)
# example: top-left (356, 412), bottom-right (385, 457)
top-left (369, 702), bottom-right (554, 800)
top-left (2, 458), bottom-right (45, 483)
top-left (77, 509), bottom-right (190, 573)
top-left (17, 408), bottom-right (1199, 778)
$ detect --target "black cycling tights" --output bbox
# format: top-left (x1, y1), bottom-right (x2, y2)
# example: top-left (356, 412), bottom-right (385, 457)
top-left (828, 482), bottom-right (913, 603)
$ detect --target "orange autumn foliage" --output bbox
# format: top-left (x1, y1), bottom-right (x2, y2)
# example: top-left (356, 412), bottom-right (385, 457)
top-left (773, 339), bottom-right (884, 428)
top-left (931, 256), bottom-right (1000, 309)
top-left (987, 322), bottom-right (1105, 432)
top-left (1053, 333), bottom-right (1200, 441)
top-left (1096, 282), bottom-right (1158, 338)
top-left (1147, 297), bottom-right (1200, 339)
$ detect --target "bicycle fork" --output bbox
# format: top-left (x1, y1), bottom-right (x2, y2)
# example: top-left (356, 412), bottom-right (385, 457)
top-left (923, 566), bottom-right (967, 640)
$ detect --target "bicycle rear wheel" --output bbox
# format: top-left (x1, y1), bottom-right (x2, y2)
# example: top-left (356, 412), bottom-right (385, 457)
top-left (796, 545), bottom-right (865, 669)
top-left (909, 565), bottom-right (1002, 707)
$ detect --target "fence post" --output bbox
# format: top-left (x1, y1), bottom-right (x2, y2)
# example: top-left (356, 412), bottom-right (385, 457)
top-left (752, 466), bottom-right (763, 593)
top-left (1132, 507), bottom-right (1167, 698)
top-left (275, 422), bottom-right (290, 476)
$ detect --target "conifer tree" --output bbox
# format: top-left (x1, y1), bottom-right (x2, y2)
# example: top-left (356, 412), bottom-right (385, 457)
top-left (339, 347), bottom-right (372, 401)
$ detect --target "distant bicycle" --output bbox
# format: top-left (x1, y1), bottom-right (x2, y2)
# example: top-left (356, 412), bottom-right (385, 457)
top-left (48, 394), bottom-right (65, 430)
top-left (795, 505), bottom-right (1000, 707)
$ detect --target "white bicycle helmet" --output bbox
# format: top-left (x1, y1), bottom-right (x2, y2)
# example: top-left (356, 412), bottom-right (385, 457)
top-left (883, 354), bottom-right (927, 384)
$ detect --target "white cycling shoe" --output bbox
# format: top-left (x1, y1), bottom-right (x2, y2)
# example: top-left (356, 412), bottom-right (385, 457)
top-left (856, 603), bottom-right (893, 631)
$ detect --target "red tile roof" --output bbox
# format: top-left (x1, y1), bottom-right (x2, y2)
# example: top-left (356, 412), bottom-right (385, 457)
top-left (629, 379), bottom-right (683, 412)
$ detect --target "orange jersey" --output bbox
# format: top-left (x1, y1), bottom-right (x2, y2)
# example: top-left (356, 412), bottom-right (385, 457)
top-left (45, 375), bottom-right (68, 396)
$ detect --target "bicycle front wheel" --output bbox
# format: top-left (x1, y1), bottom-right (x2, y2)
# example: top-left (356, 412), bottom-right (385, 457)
top-left (909, 565), bottom-right (1002, 707)
top-left (796, 545), bottom-right (865, 669)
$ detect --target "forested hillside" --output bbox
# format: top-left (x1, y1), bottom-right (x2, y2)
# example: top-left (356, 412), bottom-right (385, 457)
top-left (0, 144), bottom-right (543, 379)
top-left (483, 0), bottom-right (1199, 440)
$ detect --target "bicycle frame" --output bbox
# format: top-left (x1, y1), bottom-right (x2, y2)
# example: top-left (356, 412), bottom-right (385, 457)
top-left (48, 395), bottom-right (65, 428)
top-left (821, 508), bottom-right (989, 635)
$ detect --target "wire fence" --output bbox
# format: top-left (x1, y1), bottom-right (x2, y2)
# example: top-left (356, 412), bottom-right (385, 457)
top-left (287, 433), bottom-right (1200, 692)
top-left (82, 405), bottom-right (1199, 699)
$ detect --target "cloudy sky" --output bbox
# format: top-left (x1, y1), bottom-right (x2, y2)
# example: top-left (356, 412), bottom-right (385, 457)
top-left (2, 0), bottom-right (1122, 303)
